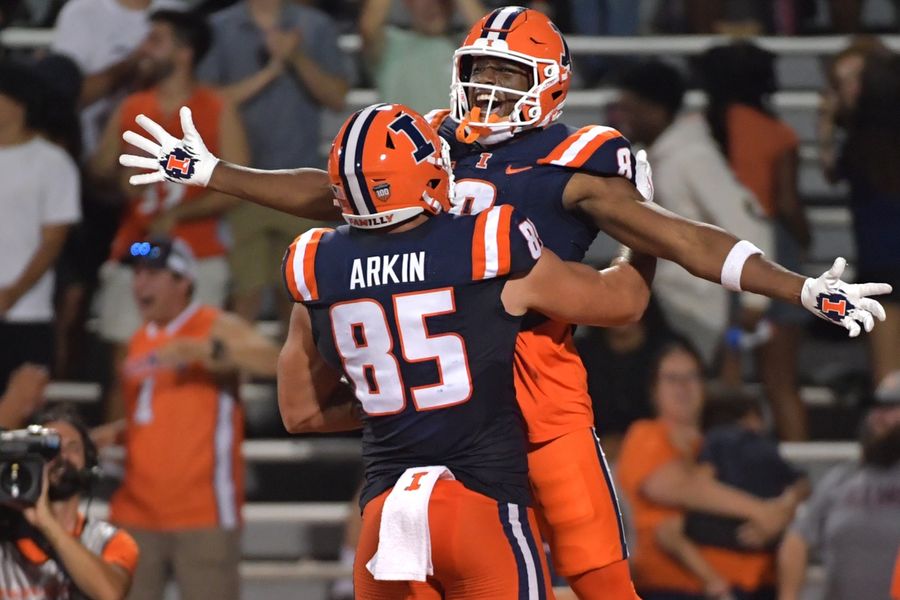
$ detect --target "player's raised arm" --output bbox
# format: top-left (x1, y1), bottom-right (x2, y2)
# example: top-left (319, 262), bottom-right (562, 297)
top-left (277, 303), bottom-right (362, 434)
top-left (562, 170), bottom-right (892, 337)
top-left (119, 106), bottom-right (339, 221)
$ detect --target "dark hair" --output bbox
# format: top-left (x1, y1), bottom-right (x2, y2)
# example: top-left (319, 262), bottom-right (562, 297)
top-left (31, 404), bottom-right (98, 470)
top-left (702, 387), bottom-right (764, 431)
top-left (694, 41), bottom-right (777, 159)
top-left (0, 60), bottom-right (43, 128)
top-left (843, 52), bottom-right (900, 194)
top-left (648, 337), bottom-right (705, 391)
top-left (617, 60), bottom-right (686, 117)
top-left (32, 53), bottom-right (83, 160)
top-left (150, 9), bottom-right (212, 67)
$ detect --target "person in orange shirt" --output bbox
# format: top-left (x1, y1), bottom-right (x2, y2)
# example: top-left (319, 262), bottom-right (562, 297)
top-left (616, 340), bottom-right (802, 600)
top-left (892, 548), bottom-right (900, 600)
top-left (90, 9), bottom-right (248, 354)
top-left (0, 404), bottom-right (138, 600)
top-left (96, 236), bottom-right (279, 600)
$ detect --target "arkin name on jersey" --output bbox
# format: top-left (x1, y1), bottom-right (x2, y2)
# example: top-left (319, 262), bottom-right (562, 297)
top-left (350, 251), bottom-right (426, 290)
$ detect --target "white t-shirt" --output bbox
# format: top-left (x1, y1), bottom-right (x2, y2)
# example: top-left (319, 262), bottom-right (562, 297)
top-left (0, 137), bottom-right (81, 322)
top-left (52, 0), bottom-right (152, 155)
top-left (648, 113), bottom-right (774, 363)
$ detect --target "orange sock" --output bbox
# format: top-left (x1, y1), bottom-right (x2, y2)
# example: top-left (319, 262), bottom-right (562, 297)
top-left (567, 559), bottom-right (642, 600)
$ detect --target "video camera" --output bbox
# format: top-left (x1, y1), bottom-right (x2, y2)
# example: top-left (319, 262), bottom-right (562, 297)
top-left (0, 426), bottom-right (61, 509)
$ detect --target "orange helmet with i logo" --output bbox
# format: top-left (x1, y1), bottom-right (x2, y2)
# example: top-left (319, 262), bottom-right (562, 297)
top-left (451, 7), bottom-right (572, 143)
top-left (328, 103), bottom-right (454, 229)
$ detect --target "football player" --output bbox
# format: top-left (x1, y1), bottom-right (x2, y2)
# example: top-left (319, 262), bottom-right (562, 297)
top-left (119, 8), bottom-right (892, 599)
top-left (276, 102), bottom-right (651, 599)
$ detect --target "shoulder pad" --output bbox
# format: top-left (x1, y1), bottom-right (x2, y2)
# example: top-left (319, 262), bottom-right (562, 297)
top-left (423, 108), bottom-right (451, 130)
top-left (282, 227), bottom-right (334, 303)
top-left (537, 125), bottom-right (635, 182)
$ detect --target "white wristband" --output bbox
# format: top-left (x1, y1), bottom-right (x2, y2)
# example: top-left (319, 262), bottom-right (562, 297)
top-left (721, 240), bottom-right (763, 292)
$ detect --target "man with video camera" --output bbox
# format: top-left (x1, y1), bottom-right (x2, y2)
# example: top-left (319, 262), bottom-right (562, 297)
top-left (0, 405), bottom-right (137, 600)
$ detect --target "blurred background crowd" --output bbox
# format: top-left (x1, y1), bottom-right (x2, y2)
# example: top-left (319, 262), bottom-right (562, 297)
top-left (0, 0), bottom-right (899, 599)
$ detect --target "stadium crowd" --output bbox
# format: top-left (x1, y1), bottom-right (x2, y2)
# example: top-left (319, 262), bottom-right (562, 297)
top-left (0, 1), bottom-right (899, 599)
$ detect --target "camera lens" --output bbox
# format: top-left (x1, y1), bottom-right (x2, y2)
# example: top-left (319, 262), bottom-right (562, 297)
top-left (0, 462), bottom-right (35, 499)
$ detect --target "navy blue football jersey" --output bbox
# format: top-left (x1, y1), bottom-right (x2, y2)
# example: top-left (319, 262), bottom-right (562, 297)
top-left (430, 112), bottom-right (637, 264)
top-left (283, 206), bottom-right (544, 508)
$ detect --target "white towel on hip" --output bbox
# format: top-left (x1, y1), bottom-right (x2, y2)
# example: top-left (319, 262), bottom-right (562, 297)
top-left (366, 466), bottom-right (455, 581)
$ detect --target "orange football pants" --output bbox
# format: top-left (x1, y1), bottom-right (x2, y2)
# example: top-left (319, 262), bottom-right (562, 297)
top-left (528, 427), bottom-right (629, 577)
top-left (354, 479), bottom-right (555, 599)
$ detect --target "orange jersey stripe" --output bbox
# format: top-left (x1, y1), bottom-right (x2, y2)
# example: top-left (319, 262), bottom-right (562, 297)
top-left (285, 228), bottom-right (331, 302)
top-left (538, 125), bottom-right (591, 165)
top-left (566, 129), bottom-right (622, 168)
top-left (495, 204), bottom-right (514, 276)
top-left (283, 242), bottom-right (302, 302)
top-left (537, 125), bottom-right (593, 164)
top-left (537, 126), bottom-right (623, 168)
top-left (471, 210), bottom-right (489, 280)
top-left (303, 229), bottom-right (327, 301)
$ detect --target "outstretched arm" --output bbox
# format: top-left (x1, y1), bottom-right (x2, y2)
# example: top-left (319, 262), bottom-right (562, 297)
top-left (119, 107), bottom-right (340, 220)
top-left (278, 304), bottom-right (362, 433)
top-left (563, 172), bottom-right (891, 336)
top-left (565, 172), bottom-right (801, 300)
top-left (208, 163), bottom-right (338, 220)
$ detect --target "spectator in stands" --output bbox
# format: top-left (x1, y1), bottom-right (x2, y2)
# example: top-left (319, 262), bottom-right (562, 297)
top-left (777, 372), bottom-right (900, 600)
top-left (616, 340), bottom-right (801, 600)
top-left (819, 43), bottom-right (900, 386)
top-left (656, 392), bottom-right (809, 600)
top-left (0, 363), bottom-right (47, 429)
top-left (0, 404), bottom-right (139, 600)
top-left (613, 60), bottom-right (773, 368)
top-left (359, 0), bottom-right (485, 113)
top-left (52, 0), bottom-right (151, 156)
top-left (198, 0), bottom-right (348, 323)
top-left (574, 298), bottom-right (675, 458)
top-left (27, 52), bottom-right (93, 379)
top-left (95, 236), bottom-right (279, 600)
top-left (566, 0), bottom-right (641, 85)
top-left (694, 41), bottom-right (811, 441)
top-left (91, 10), bottom-right (248, 396)
top-left (0, 61), bottom-right (80, 390)
top-left (52, 0), bottom-right (152, 383)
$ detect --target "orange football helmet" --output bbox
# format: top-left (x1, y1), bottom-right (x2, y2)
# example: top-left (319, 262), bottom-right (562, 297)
top-left (451, 7), bottom-right (572, 141)
top-left (328, 103), bottom-right (453, 229)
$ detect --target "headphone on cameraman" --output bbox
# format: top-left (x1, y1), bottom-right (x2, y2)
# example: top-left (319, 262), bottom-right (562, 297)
top-left (75, 425), bottom-right (101, 492)
top-left (32, 405), bottom-right (102, 493)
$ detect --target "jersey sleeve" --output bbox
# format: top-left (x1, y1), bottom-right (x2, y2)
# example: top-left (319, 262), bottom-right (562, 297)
top-left (281, 227), bottom-right (333, 303)
top-left (470, 205), bottom-right (542, 281)
top-left (537, 125), bottom-right (637, 184)
top-left (101, 529), bottom-right (140, 575)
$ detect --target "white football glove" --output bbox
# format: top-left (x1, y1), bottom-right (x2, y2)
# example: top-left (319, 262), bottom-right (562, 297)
top-left (119, 106), bottom-right (219, 187)
top-left (635, 149), bottom-right (654, 203)
top-left (800, 257), bottom-right (893, 337)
